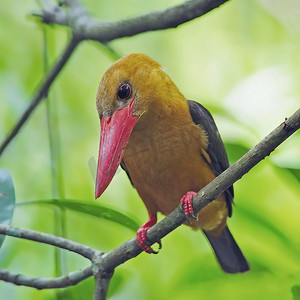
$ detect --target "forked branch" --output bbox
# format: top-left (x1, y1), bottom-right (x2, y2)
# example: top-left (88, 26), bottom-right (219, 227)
top-left (0, 0), bottom-right (229, 155)
top-left (0, 109), bottom-right (299, 299)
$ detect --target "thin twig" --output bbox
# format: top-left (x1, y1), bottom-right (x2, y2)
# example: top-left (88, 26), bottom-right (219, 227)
top-left (0, 224), bottom-right (99, 259)
top-left (0, 0), bottom-right (229, 155)
top-left (0, 37), bottom-right (80, 156)
top-left (0, 109), bottom-right (299, 292)
top-left (0, 266), bottom-right (92, 289)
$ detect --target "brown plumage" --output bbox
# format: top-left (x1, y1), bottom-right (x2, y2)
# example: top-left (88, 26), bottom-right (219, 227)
top-left (95, 53), bottom-right (249, 273)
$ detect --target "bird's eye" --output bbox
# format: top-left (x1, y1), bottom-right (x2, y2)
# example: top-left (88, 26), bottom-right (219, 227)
top-left (118, 84), bottom-right (132, 100)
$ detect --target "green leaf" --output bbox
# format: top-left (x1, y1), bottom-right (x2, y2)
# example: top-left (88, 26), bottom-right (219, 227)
top-left (0, 169), bottom-right (15, 247)
top-left (292, 285), bottom-right (300, 300)
top-left (19, 199), bottom-right (139, 232)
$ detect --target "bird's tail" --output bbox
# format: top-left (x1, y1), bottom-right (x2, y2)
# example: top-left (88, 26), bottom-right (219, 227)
top-left (203, 226), bottom-right (250, 273)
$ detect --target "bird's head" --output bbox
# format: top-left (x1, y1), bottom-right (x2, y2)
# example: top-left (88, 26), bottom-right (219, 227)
top-left (95, 53), bottom-right (183, 199)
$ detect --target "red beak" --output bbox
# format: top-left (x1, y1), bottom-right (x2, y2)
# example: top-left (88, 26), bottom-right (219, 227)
top-left (95, 99), bottom-right (138, 199)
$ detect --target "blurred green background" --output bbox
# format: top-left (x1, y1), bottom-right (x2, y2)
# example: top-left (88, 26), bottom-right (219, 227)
top-left (1, 0), bottom-right (300, 299)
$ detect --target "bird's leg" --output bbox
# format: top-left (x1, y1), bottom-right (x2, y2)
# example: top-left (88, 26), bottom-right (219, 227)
top-left (137, 214), bottom-right (162, 254)
top-left (180, 191), bottom-right (199, 222)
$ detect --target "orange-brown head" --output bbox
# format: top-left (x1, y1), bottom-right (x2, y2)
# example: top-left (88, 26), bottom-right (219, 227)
top-left (95, 53), bottom-right (186, 198)
top-left (96, 53), bottom-right (185, 119)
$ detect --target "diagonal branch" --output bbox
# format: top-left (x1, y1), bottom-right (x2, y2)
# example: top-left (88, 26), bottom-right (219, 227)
top-left (33, 0), bottom-right (229, 42)
top-left (0, 109), bottom-right (299, 292)
top-left (94, 109), bottom-right (300, 271)
top-left (1, 0), bottom-right (229, 156)
top-left (0, 37), bottom-right (80, 156)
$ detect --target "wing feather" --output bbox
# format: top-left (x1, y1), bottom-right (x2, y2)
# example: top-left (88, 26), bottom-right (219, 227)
top-left (188, 100), bottom-right (233, 216)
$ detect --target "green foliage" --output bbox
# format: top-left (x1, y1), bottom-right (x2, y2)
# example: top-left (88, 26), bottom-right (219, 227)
top-left (0, 169), bottom-right (15, 247)
top-left (1, 0), bottom-right (300, 299)
top-left (19, 199), bottom-right (139, 232)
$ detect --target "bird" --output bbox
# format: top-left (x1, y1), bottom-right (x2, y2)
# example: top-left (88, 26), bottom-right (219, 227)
top-left (95, 53), bottom-right (249, 273)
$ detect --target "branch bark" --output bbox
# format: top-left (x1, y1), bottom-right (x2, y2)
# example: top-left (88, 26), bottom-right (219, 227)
top-left (33, 0), bottom-right (229, 42)
top-left (0, 266), bottom-right (92, 289)
top-left (93, 262), bottom-right (113, 300)
top-left (1, 0), bottom-right (299, 297)
top-left (0, 224), bottom-right (99, 259)
top-left (90, 109), bottom-right (300, 271)
top-left (0, 0), bottom-right (229, 155)
top-left (0, 108), bottom-right (298, 293)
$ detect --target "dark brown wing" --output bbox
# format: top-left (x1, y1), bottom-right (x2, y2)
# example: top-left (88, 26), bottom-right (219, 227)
top-left (188, 100), bottom-right (233, 216)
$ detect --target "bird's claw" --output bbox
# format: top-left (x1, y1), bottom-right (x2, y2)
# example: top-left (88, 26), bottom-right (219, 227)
top-left (191, 213), bottom-right (199, 221)
top-left (151, 240), bottom-right (162, 254)
top-left (180, 191), bottom-right (198, 223)
top-left (137, 227), bottom-right (162, 254)
top-left (136, 215), bottom-right (161, 254)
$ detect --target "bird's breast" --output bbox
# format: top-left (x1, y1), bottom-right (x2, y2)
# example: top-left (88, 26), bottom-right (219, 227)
top-left (122, 108), bottom-right (228, 234)
top-left (124, 119), bottom-right (204, 202)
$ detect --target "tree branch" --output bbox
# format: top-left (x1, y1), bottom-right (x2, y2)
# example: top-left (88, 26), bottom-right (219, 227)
top-left (0, 109), bottom-right (299, 292)
top-left (0, 37), bottom-right (80, 156)
top-left (93, 257), bottom-right (114, 300)
top-left (0, 224), bottom-right (99, 259)
top-left (0, 0), bottom-right (229, 156)
top-left (94, 109), bottom-right (300, 271)
top-left (1, 1), bottom-right (299, 295)
top-left (33, 0), bottom-right (229, 42)
top-left (0, 266), bottom-right (92, 289)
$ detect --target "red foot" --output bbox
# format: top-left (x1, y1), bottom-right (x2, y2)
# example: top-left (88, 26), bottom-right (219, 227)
top-left (136, 215), bottom-right (161, 254)
top-left (180, 191), bottom-right (198, 222)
